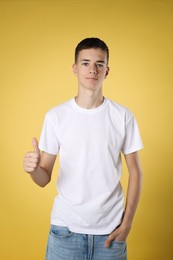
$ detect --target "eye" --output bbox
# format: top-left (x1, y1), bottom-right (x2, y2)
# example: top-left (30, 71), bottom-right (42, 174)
top-left (96, 63), bottom-right (104, 68)
top-left (82, 62), bottom-right (89, 66)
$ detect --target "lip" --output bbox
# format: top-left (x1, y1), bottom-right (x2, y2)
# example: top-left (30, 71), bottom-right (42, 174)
top-left (85, 77), bottom-right (98, 80)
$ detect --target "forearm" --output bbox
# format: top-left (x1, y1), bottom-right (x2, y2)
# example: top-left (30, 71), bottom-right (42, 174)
top-left (30, 166), bottom-right (51, 187)
top-left (104, 162), bottom-right (142, 247)
top-left (122, 167), bottom-right (143, 228)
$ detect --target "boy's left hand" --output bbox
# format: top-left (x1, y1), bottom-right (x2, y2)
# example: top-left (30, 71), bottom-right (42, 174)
top-left (104, 224), bottom-right (131, 248)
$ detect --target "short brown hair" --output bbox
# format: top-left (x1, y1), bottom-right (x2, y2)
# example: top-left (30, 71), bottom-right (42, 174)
top-left (75, 37), bottom-right (109, 64)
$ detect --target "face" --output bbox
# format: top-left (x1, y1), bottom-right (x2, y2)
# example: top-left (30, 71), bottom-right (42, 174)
top-left (73, 48), bottom-right (109, 91)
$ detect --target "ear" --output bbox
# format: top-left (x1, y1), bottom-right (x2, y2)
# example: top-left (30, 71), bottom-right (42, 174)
top-left (105, 66), bottom-right (110, 78)
top-left (72, 64), bottom-right (77, 75)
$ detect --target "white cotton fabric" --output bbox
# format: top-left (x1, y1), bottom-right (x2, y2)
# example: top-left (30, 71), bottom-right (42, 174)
top-left (39, 98), bottom-right (143, 235)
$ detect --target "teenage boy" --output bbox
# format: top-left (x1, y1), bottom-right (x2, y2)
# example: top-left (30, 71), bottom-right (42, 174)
top-left (24, 37), bottom-right (143, 260)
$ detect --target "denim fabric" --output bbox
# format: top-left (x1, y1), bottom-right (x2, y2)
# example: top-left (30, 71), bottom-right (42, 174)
top-left (46, 225), bottom-right (127, 260)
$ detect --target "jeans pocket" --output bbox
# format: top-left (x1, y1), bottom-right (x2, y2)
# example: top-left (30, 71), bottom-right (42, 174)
top-left (110, 240), bottom-right (127, 259)
top-left (50, 225), bottom-right (73, 239)
top-left (114, 240), bottom-right (126, 244)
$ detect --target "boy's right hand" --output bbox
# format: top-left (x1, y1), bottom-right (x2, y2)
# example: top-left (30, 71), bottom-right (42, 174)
top-left (23, 137), bottom-right (40, 173)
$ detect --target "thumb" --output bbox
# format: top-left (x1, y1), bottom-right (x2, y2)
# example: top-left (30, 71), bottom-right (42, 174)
top-left (32, 137), bottom-right (40, 153)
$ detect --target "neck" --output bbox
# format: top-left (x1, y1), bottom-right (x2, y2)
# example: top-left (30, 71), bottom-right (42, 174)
top-left (75, 89), bottom-right (104, 109)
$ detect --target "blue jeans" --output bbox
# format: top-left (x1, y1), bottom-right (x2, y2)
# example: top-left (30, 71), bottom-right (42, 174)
top-left (46, 225), bottom-right (127, 260)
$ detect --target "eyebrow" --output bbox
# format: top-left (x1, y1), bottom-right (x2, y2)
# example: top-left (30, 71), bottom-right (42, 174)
top-left (80, 59), bottom-right (106, 63)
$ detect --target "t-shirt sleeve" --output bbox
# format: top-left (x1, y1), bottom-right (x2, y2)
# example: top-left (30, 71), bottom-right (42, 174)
top-left (121, 112), bottom-right (143, 155)
top-left (38, 111), bottom-right (60, 155)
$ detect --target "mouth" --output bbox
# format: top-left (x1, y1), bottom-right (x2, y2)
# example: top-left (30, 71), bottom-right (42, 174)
top-left (85, 77), bottom-right (98, 80)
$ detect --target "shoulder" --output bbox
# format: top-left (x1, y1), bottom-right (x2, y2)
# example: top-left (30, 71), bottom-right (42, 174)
top-left (106, 98), bottom-right (134, 122)
top-left (46, 99), bottom-right (72, 117)
top-left (48, 99), bottom-right (72, 113)
top-left (42, 99), bottom-right (73, 126)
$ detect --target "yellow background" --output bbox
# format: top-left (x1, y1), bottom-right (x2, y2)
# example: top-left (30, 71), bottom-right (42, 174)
top-left (0, 0), bottom-right (172, 259)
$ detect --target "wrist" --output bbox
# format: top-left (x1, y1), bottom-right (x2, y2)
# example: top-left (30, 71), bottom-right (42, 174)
top-left (29, 165), bottom-right (40, 175)
top-left (121, 217), bottom-right (132, 230)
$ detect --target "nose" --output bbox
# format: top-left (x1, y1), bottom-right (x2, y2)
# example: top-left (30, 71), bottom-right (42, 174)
top-left (89, 64), bottom-right (97, 74)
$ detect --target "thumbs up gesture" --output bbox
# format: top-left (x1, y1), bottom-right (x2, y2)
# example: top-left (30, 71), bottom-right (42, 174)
top-left (24, 137), bottom-right (40, 173)
top-left (32, 137), bottom-right (40, 155)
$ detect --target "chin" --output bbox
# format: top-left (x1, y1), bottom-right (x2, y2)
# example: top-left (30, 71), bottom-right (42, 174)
top-left (84, 83), bottom-right (100, 90)
top-left (85, 86), bottom-right (99, 91)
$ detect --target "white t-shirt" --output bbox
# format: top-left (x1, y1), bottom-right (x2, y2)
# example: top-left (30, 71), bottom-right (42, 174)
top-left (39, 98), bottom-right (143, 235)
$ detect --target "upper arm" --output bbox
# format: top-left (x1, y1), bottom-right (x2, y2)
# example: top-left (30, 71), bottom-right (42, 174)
top-left (124, 152), bottom-right (142, 176)
top-left (39, 151), bottom-right (57, 180)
